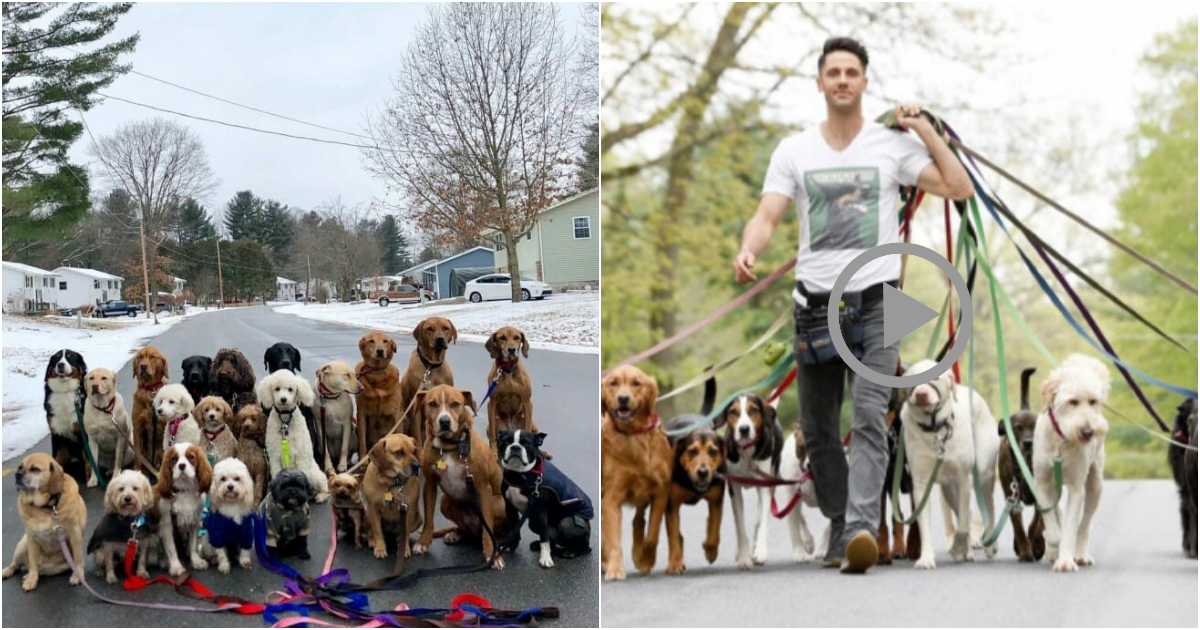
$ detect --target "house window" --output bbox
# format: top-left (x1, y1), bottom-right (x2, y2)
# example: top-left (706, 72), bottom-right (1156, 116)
top-left (526, 231), bottom-right (531, 240)
top-left (573, 216), bottom-right (591, 239)
top-left (25, 276), bottom-right (32, 288)
top-left (59, 281), bottom-right (67, 290)
top-left (94, 280), bottom-right (100, 289)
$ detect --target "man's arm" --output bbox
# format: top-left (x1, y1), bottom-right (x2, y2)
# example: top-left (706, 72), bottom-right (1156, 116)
top-left (895, 104), bottom-right (974, 200)
top-left (733, 193), bottom-right (791, 283)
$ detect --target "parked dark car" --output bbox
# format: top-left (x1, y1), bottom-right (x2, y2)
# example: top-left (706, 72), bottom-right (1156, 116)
top-left (93, 300), bottom-right (142, 318)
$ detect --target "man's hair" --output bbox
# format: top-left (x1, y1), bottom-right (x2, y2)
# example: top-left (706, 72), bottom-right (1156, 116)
top-left (818, 37), bottom-right (868, 73)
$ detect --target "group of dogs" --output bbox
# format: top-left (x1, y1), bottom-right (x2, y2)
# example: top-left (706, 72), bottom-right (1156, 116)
top-left (602, 352), bottom-right (1199, 580)
top-left (5, 318), bottom-right (595, 593)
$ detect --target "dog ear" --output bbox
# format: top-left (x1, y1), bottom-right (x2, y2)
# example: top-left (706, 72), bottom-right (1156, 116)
top-left (535, 432), bottom-right (546, 447)
top-left (180, 390), bottom-right (196, 417)
top-left (521, 332), bottom-right (530, 359)
top-left (485, 332), bottom-right (499, 359)
top-left (1040, 370), bottom-right (1061, 412)
top-left (359, 335), bottom-right (369, 354)
top-left (156, 352), bottom-right (168, 379)
top-left (256, 376), bottom-right (273, 408)
top-left (368, 438), bottom-right (387, 467)
top-left (195, 448), bottom-right (213, 492)
top-left (763, 399), bottom-right (778, 426)
top-left (138, 475), bottom-right (154, 508)
top-left (295, 377), bottom-right (315, 408)
top-left (46, 459), bottom-right (65, 497)
top-left (726, 434), bottom-right (740, 464)
top-left (387, 336), bottom-right (397, 355)
top-left (712, 400), bottom-right (732, 431)
top-left (497, 429), bottom-right (512, 445)
top-left (412, 322), bottom-right (424, 344)
top-left (154, 453), bottom-right (174, 500)
top-left (461, 390), bottom-right (477, 415)
top-left (292, 350), bottom-right (302, 373)
top-left (448, 320), bottom-right (458, 345)
top-left (220, 398), bottom-right (235, 426)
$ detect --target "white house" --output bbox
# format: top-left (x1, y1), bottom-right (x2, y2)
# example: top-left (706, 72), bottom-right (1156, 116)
top-left (171, 276), bottom-right (187, 296)
top-left (359, 275), bottom-right (404, 294)
top-left (276, 277), bottom-right (297, 302)
top-left (2, 261), bottom-right (60, 314)
top-left (53, 267), bottom-right (124, 309)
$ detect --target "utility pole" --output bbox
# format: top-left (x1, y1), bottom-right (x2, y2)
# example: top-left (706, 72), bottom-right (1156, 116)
top-left (216, 236), bottom-right (225, 309)
top-left (137, 211), bottom-right (152, 321)
top-left (306, 255), bottom-right (312, 306)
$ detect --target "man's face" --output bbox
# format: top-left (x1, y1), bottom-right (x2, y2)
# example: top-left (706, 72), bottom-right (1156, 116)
top-left (817, 50), bottom-right (867, 114)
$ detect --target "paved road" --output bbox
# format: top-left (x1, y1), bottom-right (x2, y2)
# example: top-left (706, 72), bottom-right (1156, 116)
top-left (2, 305), bottom-right (599, 627)
top-left (601, 480), bottom-right (1197, 627)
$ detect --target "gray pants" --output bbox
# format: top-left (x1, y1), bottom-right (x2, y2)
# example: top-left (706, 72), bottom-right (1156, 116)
top-left (794, 290), bottom-right (897, 539)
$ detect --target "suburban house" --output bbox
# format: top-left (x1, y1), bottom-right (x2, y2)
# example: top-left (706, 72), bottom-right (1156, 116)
top-left (53, 266), bottom-right (124, 309)
top-left (2, 261), bottom-right (60, 314)
top-left (484, 188), bottom-right (599, 290)
top-left (276, 277), bottom-right (298, 302)
top-left (171, 276), bottom-right (187, 296)
top-left (398, 247), bottom-right (495, 300)
top-left (359, 275), bottom-right (403, 294)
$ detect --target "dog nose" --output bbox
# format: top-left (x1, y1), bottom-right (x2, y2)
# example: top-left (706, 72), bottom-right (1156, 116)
top-left (178, 462), bottom-right (187, 471)
top-left (1081, 426), bottom-right (1095, 440)
top-left (375, 349), bottom-right (384, 358)
top-left (507, 347), bottom-right (517, 356)
top-left (738, 425), bottom-right (750, 437)
top-left (123, 495), bottom-right (133, 504)
top-left (279, 396), bottom-right (289, 405)
top-left (617, 394), bottom-right (630, 406)
top-left (697, 467), bottom-right (709, 479)
top-left (411, 462), bottom-right (421, 475)
top-left (281, 361), bottom-right (292, 371)
top-left (439, 418), bottom-right (451, 431)
top-left (227, 483), bottom-right (236, 492)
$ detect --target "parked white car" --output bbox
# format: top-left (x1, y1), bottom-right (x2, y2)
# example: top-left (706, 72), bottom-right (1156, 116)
top-left (464, 274), bottom-right (552, 302)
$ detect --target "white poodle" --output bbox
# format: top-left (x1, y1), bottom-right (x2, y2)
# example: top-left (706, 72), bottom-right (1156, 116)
top-left (155, 384), bottom-right (200, 453)
top-left (1035, 353), bottom-right (1110, 573)
top-left (900, 359), bottom-right (1000, 569)
top-left (258, 369), bottom-right (329, 503)
top-left (205, 458), bottom-right (257, 573)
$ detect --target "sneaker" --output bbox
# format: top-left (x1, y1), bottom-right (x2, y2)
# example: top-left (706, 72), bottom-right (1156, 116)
top-left (841, 529), bottom-right (879, 574)
top-left (822, 527), bottom-right (845, 568)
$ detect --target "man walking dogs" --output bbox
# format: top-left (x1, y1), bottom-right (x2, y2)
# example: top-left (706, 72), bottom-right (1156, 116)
top-left (733, 37), bottom-right (973, 574)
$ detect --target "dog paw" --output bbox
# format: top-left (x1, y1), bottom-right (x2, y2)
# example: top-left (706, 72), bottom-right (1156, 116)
top-left (93, 566), bottom-right (105, 578)
top-left (374, 545), bottom-right (388, 559)
top-left (444, 530), bottom-right (461, 545)
top-left (491, 555), bottom-right (506, 570)
top-left (1, 565), bottom-right (16, 579)
top-left (105, 571), bottom-right (118, 584)
top-left (191, 556), bottom-right (208, 571)
top-left (736, 552), bottom-right (753, 570)
top-left (915, 556), bottom-right (936, 570)
top-left (137, 568), bottom-right (150, 579)
top-left (665, 561), bottom-right (684, 575)
top-left (1053, 557), bottom-right (1078, 573)
top-left (795, 549), bottom-right (811, 564)
top-left (168, 562), bottom-right (186, 578)
top-left (69, 572), bottom-right (80, 586)
top-left (87, 476), bottom-right (99, 488)
top-left (413, 542), bottom-right (430, 555)
top-left (22, 574), bottom-right (38, 591)
top-left (752, 549), bottom-right (767, 565)
top-left (1019, 552), bottom-right (1035, 563)
top-left (1075, 554), bottom-right (1094, 567)
top-left (337, 461), bottom-right (348, 473)
top-left (984, 544), bottom-right (998, 560)
top-left (314, 492), bottom-right (330, 504)
top-left (703, 542), bottom-right (719, 564)
top-left (539, 552), bottom-right (555, 569)
top-left (604, 565), bottom-right (627, 581)
top-left (218, 560), bottom-right (231, 575)
top-left (404, 545), bottom-right (412, 559)
top-left (240, 556), bottom-right (252, 570)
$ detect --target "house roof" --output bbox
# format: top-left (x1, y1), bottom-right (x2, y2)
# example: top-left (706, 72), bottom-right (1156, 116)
top-left (3, 261), bottom-right (58, 276)
top-left (52, 266), bottom-right (122, 281)
top-left (397, 260), bottom-right (439, 277)
top-left (480, 188), bottom-right (598, 236)
top-left (172, 276), bottom-right (186, 284)
top-left (433, 246), bottom-right (495, 268)
top-left (277, 277), bottom-right (296, 285)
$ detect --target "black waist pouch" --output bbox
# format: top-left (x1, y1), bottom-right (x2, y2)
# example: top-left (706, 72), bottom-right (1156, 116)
top-left (794, 285), bottom-right (865, 365)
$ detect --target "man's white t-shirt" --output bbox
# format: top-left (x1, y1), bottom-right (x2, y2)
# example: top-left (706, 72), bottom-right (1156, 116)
top-left (761, 122), bottom-right (932, 303)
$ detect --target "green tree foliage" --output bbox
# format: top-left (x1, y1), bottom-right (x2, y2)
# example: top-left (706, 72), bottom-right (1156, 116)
top-left (576, 121), bottom-right (599, 192)
top-left (170, 197), bottom-right (216, 246)
top-left (260, 199), bottom-right (295, 265)
top-left (377, 214), bottom-right (410, 274)
top-left (222, 239), bottom-right (275, 301)
top-left (224, 190), bottom-right (263, 241)
top-left (2, 2), bottom-right (139, 248)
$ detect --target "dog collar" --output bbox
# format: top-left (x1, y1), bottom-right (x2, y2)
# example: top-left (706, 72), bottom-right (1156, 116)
top-left (92, 396), bottom-right (117, 414)
top-left (167, 414), bottom-right (188, 437)
top-left (139, 381), bottom-right (165, 393)
top-left (626, 414), bottom-right (661, 435)
top-left (203, 424), bottom-right (227, 441)
top-left (357, 365), bottom-right (388, 379)
top-left (503, 457), bottom-right (544, 493)
top-left (1048, 408), bottom-right (1066, 440)
top-left (417, 349), bottom-right (444, 371)
top-left (495, 358), bottom-right (519, 374)
top-left (1175, 429), bottom-right (1189, 443)
top-left (737, 435), bottom-right (759, 450)
top-left (317, 380), bottom-right (341, 399)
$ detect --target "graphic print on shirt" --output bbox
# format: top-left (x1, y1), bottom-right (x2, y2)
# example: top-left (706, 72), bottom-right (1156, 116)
top-left (804, 167), bottom-right (880, 251)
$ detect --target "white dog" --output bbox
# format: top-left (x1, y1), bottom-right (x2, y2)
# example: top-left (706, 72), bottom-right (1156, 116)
top-left (900, 359), bottom-right (1000, 569)
top-left (205, 458), bottom-right (256, 573)
top-left (258, 369), bottom-right (329, 503)
top-left (1034, 354), bottom-right (1110, 573)
top-left (82, 368), bottom-right (133, 487)
top-left (313, 360), bottom-right (363, 473)
top-left (776, 427), bottom-right (820, 563)
top-left (155, 384), bottom-right (200, 453)
top-left (721, 394), bottom-right (785, 569)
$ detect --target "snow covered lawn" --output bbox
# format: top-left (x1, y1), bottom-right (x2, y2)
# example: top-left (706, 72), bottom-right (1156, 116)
top-left (274, 292), bottom-right (599, 353)
top-left (1, 308), bottom-right (211, 461)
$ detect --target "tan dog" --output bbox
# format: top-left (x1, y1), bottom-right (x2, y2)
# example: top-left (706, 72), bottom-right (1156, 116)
top-left (82, 368), bottom-right (133, 486)
top-left (601, 365), bottom-right (671, 581)
top-left (484, 326), bottom-right (536, 454)
top-left (398, 317), bottom-right (458, 447)
top-left (235, 405), bottom-right (269, 505)
top-left (315, 360), bottom-right (364, 472)
top-left (328, 471), bottom-right (367, 549)
top-left (131, 346), bottom-right (169, 474)
top-left (355, 332), bottom-right (403, 460)
top-left (3, 453), bottom-right (88, 591)
top-left (87, 469), bottom-right (158, 582)
top-left (413, 385), bottom-right (508, 569)
top-left (363, 434), bottom-right (423, 559)
top-left (195, 396), bottom-right (238, 465)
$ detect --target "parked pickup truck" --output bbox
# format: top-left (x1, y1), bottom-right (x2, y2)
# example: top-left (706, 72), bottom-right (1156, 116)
top-left (370, 284), bottom-right (434, 307)
top-left (93, 300), bottom-right (143, 318)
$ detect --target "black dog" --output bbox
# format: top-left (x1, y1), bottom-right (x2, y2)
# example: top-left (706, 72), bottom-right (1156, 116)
top-left (263, 342), bottom-right (324, 467)
top-left (880, 363), bottom-right (919, 563)
top-left (998, 367), bottom-right (1045, 562)
top-left (498, 430), bottom-right (593, 568)
top-left (180, 355), bottom-right (212, 403)
top-left (44, 349), bottom-right (89, 483)
top-left (260, 469), bottom-right (315, 560)
top-left (1169, 397), bottom-right (1198, 558)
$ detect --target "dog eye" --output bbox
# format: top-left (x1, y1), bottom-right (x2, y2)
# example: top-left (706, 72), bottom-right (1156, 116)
top-left (29, 466), bottom-right (39, 473)
top-left (708, 447), bottom-right (720, 457)
top-left (632, 380), bottom-right (641, 387)
top-left (451, 402), bottom-right (461, 408)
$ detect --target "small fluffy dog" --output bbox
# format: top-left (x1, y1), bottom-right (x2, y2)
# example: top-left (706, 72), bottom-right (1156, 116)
top-left (600, 365), bottom-right (672, 581)
top-left (82, 368), bottom-right (133, 486)
top-left (1169, 397), bottom-right (1198, 558)
top-left (261, 469), bottom-right (315, 559)
top-left (777, 426), bottom-right (821, 564)
top-left (154, 443), bottom-right (212, 577)
top-left (265, 342), bottom-right (325, 471)
top-left (328, 471), bottom-right (367, 549)
top-left (363, 434), bottom-right (423, 559)
top-left (206, 458), bottom-right (256, 573)
top-left (44, 348), bottom-right (90, 483)
top-left (3, 453), bottom-right (88, 591)
top-left (155, 384), bottom-right (200, 453)
top-left (901, 359), bottom-right (1000, 569)
top-left (999, 367), bottom-right (1045, 562)
top-left (195, 396), bottom-right (238, 464)
top-left (719, 394), bottom-right (785, 569)
top-left (1035, 354), bottom-right (1110, 572)
top-left (87, 470), bottom-right (157, 582)
top-left (209, 348), bottom-right (257, 416)
top-left (485, 326), bottom-right (536, 453)
top-left (259, 369), bottom-right (329, 503)
top-left (180, 355), bottom-right (213, 404)
top-left (235, 404), bottom-right (270, 505)
top-left (314, 360), bottom-right (364, 472)
top-left (131, 346), bottom-right (169, 473)
top-left (499, 430), bottom-right (593, 569)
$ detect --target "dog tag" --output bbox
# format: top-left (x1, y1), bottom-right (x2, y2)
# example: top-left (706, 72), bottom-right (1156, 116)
top-left (281, 438), bottom-right (291, 469)
top-left (384, 491), bottom-right (394, 503)
top-left (437, 459), bottom-right (447, 471)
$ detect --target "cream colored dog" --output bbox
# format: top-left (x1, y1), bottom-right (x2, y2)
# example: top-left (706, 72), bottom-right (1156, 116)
top-left (314, 360), bottom-right (364, 473)
top-left (259, 369), bottom-right (329, 503)
top-left (89, 469), bottom-right (156, 582)
top-left (82, 368), bottom-right (133, 486)
top-left (155, 384), bottom-right (200, 452)
top-left (206, 458), bottom-right (257, 573)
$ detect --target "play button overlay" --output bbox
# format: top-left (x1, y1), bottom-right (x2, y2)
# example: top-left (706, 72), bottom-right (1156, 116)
top-left (882, 284), bottom-right (939, 348)
top-left (826, 242), bottom-right (973, 388)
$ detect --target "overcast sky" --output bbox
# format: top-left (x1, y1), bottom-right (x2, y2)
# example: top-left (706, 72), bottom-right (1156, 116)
top-left (68, 2), bottom-right (590, 232)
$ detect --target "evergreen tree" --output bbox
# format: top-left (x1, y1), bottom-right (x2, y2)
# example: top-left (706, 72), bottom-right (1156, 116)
top-left (260, 199), bottom-right (294, 265)
top-left (576, 121), bottom-right (599, 192)
top-left (377, 214), bottom-right (408, 274)
top-left (2, 3), bottom-right (139, 247)
top-left (174, 197), bottom-right (216, 245)
top-left (223, 239), bottom-right (275, 301)
top-left (224, 190), bottom-right (262, 240)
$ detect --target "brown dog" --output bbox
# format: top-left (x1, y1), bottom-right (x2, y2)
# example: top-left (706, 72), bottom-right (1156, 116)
top-left (131, 346), bottom-right (169, 474)
top-left (484, 326), bottom-right (535, 453)
top-left (235, 405), bottom-right (269, 505)
top-left (664, 419), bottom-right (726, 576)
top-left (362, 434), bottom-right (423, 559)
top-left (209, 348), bottom-right (257, 421)
top-left (195, 396), bottom-right (238, 464)
top-left (327, 470), bottom-right (368, 550)
top-left (355, 332), bottom-right (403, 460)
top-left (3, 453), bottom-right (88, 591)
top-left (413, 384), bottom-right (507, 569)
top-left (601, 365), bottom-right (672, 581)
top-left (998, 367), bottom-right (1045, 562)
top-left (398, 318), bottom-right (457, 447)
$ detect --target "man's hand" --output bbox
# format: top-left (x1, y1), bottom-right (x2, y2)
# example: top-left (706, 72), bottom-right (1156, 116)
top-left (734, 250), bottom-right (757, 284)
top-left (894, 102), bottom-right (932, 134)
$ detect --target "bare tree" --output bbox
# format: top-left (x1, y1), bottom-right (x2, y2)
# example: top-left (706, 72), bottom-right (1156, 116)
top-left (90, 117), bottom-right (216, 315)
top-left (314, 198), bottom-right (382, 302)
top-left (366, 3), bottom-right (582, 302)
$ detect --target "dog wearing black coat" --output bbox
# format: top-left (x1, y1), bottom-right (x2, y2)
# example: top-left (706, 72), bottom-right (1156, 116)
top-left (44, 349), bottom-right (90, 483)
top-left (719, 393), bottom-right (784, 569)
top-left (180, 355), bottom-right (213, 405)
top-left (260, 469), bottom-right (315, 560)
top-left (1169, 397), bottom-right (1198, 558)
top-left (999, 367), bottom-right (1046, 562)
top-left (263, 342), bottom-right (324, 468)
top-left (498, 430), bottom-right (593, 569)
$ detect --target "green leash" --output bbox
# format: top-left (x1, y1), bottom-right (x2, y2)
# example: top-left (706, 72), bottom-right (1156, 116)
top-left (665, 349), bottom-right (796, 437)
top-left (75, 402), bottom-right (107, 489)
top-left (889, 424), bottom-right (945, 526)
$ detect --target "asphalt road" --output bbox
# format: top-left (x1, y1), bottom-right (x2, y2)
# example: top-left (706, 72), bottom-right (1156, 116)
top-left (2, 305), bottom-right (599, 627)
top-left (601, 480), bottom-right (1198, 627)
